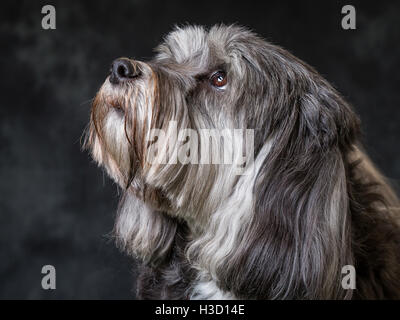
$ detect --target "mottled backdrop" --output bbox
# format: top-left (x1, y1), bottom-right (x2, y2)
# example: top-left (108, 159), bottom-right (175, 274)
top-left (0, 0), bottom-right (399, 299)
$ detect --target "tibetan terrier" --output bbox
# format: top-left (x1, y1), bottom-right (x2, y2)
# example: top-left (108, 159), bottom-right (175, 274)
top-left (84, 25), bottom-right (400, 299)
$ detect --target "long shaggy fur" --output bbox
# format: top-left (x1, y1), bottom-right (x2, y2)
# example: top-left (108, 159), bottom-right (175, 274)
top-left (84, 24), bottom-right (400, 299)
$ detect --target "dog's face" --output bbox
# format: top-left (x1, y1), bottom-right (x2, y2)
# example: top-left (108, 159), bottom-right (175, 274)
top-left (86, 26), bottom-right (264, 214)
top-left (85, 24), bottom-right (358, 222)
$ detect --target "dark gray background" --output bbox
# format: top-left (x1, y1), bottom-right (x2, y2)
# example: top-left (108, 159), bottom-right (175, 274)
top-left (0, 0), bottom-right (399, 299)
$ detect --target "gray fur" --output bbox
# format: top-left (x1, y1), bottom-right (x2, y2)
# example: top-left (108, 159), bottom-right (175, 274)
top-left (84, 25), bottom-right (400, 299)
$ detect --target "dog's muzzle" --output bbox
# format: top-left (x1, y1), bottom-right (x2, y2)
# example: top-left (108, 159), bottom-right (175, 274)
top-left (109, 58), bottom-right (141, 84)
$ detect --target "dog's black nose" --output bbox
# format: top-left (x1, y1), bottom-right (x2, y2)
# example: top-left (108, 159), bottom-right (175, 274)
top-left (109, 58), bottom-right (141, 84)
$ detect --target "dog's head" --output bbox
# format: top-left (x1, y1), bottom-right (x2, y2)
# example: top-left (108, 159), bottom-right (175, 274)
top-left (86, 25), bottom-right (364, 298)
top-left (86, 24), bottom-right (359, 217)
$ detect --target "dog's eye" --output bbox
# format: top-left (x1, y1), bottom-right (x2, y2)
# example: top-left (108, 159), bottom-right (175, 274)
top-left (210, 71), bottom-right (227, 88)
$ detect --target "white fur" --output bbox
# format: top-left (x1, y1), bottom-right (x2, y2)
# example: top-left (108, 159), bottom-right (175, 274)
top-left (187, 141), bottom-right (272, 287)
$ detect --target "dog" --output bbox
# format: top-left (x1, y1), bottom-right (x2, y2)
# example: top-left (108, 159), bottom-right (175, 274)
top-left (84, 25), bottom-right (400, 299)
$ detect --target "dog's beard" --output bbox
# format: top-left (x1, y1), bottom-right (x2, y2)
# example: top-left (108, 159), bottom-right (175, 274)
top-left (85, 65), bottom-right (159, 189)
top-left (85, 65), bottom-right (201, 215)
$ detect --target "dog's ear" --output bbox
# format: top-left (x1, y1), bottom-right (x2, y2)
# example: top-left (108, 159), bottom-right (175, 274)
top-left (295, 76), bottom-right (360, 151)
top-left (239, 77), bottom-right (360, 299)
